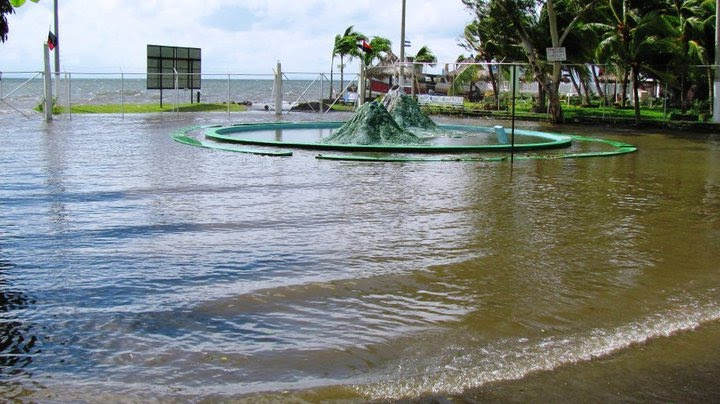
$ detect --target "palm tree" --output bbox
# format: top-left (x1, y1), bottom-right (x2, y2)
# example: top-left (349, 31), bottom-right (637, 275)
top-left (408, 45), bottom-right (437, 93)
top-left (413, 45), bottom-right (437, 66)
top-left (666, 0), bottom-right (715, 113)
top-left (449, 55), bottom-right (484, 101)
top-left (596, 6), bottom-right (678, 123)
top-left (490, 0), bottom-right (600, 123)
top-left (461, 1), bottom-right (522, 103)
top-left (359, 36), bottom-right (392, 101)
top-left (332, 25), bottom-right (367, 97)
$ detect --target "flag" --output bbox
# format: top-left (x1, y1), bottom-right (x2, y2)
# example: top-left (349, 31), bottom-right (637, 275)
top-left (358, 39), bottom-right (372, 54)
top-left (47, 31), bottom-right (57, 50)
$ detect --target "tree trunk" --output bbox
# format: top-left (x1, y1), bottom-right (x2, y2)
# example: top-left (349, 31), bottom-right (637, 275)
top-left (487, 59), bottom-right (499, 102)
top-left (534, 80), bottom-right (547, 112)
top-left (547, 84), bottom-right (564, 123)
top-left (708, 67), bottom-right (714, 116)
top-left (329, 57), bottom-right (335, 99)
top-left (569, 68), bottom-right (581, 99)
top-left (546, 1), bottom-right (565, 124)
top-left (632, 65), bottom-right (641, 124)
top-left (578, 66), bottom-right (592, 106)
top-left (591, 65), bottom-right (605, 100)
top-left (621, 68), bottom-right (630, 107)
top-left (613, 76), bottom-right (617, 105)
top-left (339, 55), bottom-right (345, 96)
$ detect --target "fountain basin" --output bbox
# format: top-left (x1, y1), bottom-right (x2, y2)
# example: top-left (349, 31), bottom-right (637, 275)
top-left (204, 122), bottom-right (573, 153)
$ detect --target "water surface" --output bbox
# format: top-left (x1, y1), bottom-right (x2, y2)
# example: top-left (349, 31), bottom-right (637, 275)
top-left (0, 111), bottom-right (718, 401)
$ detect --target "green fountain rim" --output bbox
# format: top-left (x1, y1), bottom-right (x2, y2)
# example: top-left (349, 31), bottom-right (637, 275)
top-left (204, 121), bottom-right (573, 153)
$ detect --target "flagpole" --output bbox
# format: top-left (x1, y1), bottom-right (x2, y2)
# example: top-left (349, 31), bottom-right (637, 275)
top-left (53, 0), bottom-right (60, 107)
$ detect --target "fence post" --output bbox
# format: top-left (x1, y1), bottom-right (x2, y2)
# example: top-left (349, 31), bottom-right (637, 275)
top-left (121, 72), bottom-right (125, 119)
top-left (67, 72), bottom-right (72, 119)
top-left (275, 61), bottom-right (282, 116)
top-left (43, 43), bottom-right (53, 121)
top-left (320, 73), bottom-right (324, 113)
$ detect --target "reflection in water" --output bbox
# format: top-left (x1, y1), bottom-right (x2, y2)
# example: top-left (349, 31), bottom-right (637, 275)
top-left (0, 255), bottom-right (39, 397)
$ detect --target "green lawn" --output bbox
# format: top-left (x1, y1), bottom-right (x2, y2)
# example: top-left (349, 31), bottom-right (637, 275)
top-left (51, 100), bottom-right (714, 128)
top-left (58, 102), bottom-right (248, 114)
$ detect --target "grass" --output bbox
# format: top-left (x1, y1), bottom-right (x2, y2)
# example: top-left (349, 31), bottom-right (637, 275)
top-left (56, 102), bottom-right (248, 114)
top-left (51, 99), bottom-right (716, 130)
top-left (420, 99), bottom-right (708, 123)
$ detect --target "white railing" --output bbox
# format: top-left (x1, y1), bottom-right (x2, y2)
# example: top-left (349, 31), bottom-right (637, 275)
top-left (0, 68), bottom-right (359, 118)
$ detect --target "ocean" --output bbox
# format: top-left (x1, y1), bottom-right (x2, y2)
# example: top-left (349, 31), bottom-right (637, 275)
top-left (0, 78), bottom-right (719, 401)
top-left (0, 74), bottom-right (343, 113)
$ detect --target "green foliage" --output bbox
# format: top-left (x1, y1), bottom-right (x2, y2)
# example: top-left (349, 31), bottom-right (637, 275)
top-left (35, 97), bottom-right (62, 114)
top-left (332, 25), bottom-right (367, 92)
top-left (2, 0), bottom-right (38, 42)
top-left (461, 0), bottom-right (717, 124)
top-left (413, 46), bottom-right (437, 65)
top-left (1, 0), bottom-right (15, 42)
top-left (360, 36), bottom-right (392, 67)
top-left (9, 0), bottom-right (40, 6)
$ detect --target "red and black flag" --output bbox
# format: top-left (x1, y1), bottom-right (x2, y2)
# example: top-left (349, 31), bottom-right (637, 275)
top-left (47, 30), bottom-right (57, 50)
top-left (358, 39), bottom-right (372, 54)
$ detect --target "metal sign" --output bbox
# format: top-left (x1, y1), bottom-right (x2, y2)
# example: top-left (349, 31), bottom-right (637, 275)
top-left (147, 45), bottom-right (201, 90)
top-left (546, 47), bottom-right (567, 62)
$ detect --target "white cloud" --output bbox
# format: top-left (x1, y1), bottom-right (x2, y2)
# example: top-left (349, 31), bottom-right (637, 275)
top-left (1, 0), bottom-right (472, 75)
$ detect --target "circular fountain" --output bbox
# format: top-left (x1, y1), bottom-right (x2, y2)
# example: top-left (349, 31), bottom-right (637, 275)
top-left (172, 87), bottom-right (637, 162)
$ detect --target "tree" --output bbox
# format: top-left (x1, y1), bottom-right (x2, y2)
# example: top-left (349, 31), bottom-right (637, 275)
top-left (461, 0), bottom-right (523, 103)
top-left (360, 36), bottom-right (393, 68)
top-left (594, 2), bottom-right (680, 122)
top-left (505, 0), bottom-right (601, 123)
top-left (463, 0), bottom-right (599, 123)
top-left (460, 21), bottom-right (499, 101)
top-left (666, 0), bottom-right (716, 114)
top-left (358, 36), bottom-right (392, 101)
top-left (413, 45), bottom-right (437, 66)
top-left (332, 25), bottom-right (367, 97)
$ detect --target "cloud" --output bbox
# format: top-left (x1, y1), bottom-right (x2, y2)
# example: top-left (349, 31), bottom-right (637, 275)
top-left (1, 0), bottom-right (472, 75)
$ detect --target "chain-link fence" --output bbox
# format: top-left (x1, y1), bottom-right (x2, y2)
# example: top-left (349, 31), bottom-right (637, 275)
top-left (1, 62), bottom-right (717, 124)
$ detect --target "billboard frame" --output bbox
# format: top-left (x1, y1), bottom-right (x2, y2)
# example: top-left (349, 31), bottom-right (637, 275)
top-left (147, 44), bottom-right (201, 105)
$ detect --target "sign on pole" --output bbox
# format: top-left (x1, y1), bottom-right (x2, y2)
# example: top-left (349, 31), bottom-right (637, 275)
top-left (546, 47), bottom-right (567, 62)
top-left (147, 44), bottom-right (201, 105)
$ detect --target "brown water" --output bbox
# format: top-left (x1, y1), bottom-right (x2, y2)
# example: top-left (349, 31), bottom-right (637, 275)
top-left (0, 112), bottom-right (718, 402)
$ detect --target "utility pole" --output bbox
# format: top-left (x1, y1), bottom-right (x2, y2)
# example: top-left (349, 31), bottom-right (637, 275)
top-left (53, 0), bottom-right (60, 104)
top-left (713, 0), bottom-right (719, 123)
top-left (399, 0), bottom-right (406, 88)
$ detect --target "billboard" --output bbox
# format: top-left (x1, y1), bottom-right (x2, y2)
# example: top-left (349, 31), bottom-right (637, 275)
top-left (147, 45), bottom-right (201, 90)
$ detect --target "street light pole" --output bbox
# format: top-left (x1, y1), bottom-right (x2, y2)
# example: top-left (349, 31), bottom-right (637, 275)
top-left (399, 0), bottom-right (406, 88)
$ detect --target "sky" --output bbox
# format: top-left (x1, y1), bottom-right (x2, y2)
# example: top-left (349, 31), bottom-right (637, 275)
top-left (1, 0), bottom-right (474, 76)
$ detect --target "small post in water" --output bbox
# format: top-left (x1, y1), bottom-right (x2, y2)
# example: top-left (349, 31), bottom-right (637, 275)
top-left (275, 61), bottom-right (283, 116)
top-left (43, 43), bottom-right (53, 121)
top-left (510, 64), bottom-right (517, 163)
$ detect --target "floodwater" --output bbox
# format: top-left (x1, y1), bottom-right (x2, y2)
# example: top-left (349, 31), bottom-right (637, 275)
top-left (1, 110), bottom-right (719, 402)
